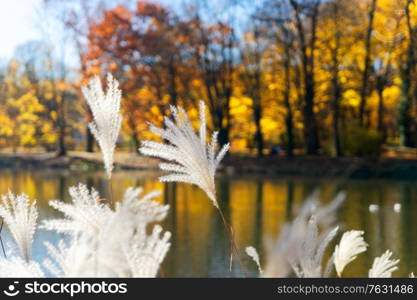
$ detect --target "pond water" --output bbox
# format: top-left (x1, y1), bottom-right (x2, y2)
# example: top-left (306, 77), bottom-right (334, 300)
top-left (0, 168), bottom-right (416, 277)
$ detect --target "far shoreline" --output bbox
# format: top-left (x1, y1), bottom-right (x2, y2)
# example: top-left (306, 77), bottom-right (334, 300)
top-left (2, 152), bottom-right (417, 180)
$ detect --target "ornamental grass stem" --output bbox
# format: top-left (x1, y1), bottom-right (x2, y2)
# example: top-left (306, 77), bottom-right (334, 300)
top-left (0, 218), bottom-right (6, 258)
top-left (217, 206), bottom-right (248, 277)
top-left (108, 177), bottom-right (114, 208)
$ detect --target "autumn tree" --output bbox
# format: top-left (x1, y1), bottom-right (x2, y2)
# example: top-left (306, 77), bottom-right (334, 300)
top-left (187, 17), bottom-right (237, 146)
top-left (0, 61), bottom-right (47, 151)
top-left (400, 0), bottom-right (417, 147)
top-left (34, 0), bottom-right (417, 157)
top-left (289, 0), bottom-right (322, 155)
top-left (84, 3), bottom-right (199, 151)
top-left (359, 0), bottom-right (378, 127)
top-left (240, 22), bottom-right (267, 157)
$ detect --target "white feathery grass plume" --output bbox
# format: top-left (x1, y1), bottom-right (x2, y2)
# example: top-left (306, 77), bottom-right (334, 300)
top-left (112, 199), bottom-right (171, 277)
top-left (123, 225), bottom-right (171, 277)
top-left (245, 246), bottom-right (263, 275)
top-left (42, 183), bottom-right (171, 277)
top-left (334, 230), bottom-right (368, 277)
top-left (313, 192), bottom-right (346, 227)
top-left (263, 191), bottom-right (345, 277)
top-left (93, 188), bottom-right (170, 276)
top-left (41, 184), bottom-right (112, 235)
top-left (119, 187), bottom-right (169, 226)
top-left (368, 250), bottom-right (400, 278)
top-left (43, 237), bottom-right (100, 277)
top-left (0, 256), bottom-right (43, 277)
top-left (82, 73), bottom-right (122, 179)
top-left (290, 216), bottom-right (339, 278)
top-left (0, 191), bottom-right (38, 262)
top-left (140, 100), bottom-right (229, 208)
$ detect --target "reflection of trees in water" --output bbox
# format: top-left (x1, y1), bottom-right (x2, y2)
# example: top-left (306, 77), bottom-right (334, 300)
top-left (172, 183), bottom-right (215, 277)
top-left (399, 185), bottom-right (417, 276)
top-left (0, 169), bottom-right (415, 277)
top-left (285, 180), bottom-right (294, 221)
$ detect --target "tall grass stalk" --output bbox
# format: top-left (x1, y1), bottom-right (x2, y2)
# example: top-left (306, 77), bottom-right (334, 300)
top-left (0, 192), bottom-right (38, 263)
top-left (82, 73), bottom-right (122, 206)
top-left (140, 101), bottom-right (247, 276)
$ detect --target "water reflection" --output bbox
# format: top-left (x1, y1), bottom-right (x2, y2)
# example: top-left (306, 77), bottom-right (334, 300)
top-left (0, 168), bottom-right (415, 277)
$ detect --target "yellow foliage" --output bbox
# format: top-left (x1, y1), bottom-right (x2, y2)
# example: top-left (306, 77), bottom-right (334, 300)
top-left (383, 86), bottom-right (401, 108)
top-left (50, 111), bottom-right (58, 121)
top-left (342, 89), bottom-right (361, 107)
top-left (41, 123), bottom-right (57, 144)
top-left (0, 113), bottom-right (14, 137)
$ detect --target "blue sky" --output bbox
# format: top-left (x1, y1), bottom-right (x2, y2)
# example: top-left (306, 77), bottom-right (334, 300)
top-left (0, 0), bottom-right (42, 60)
top-left (0, 0), bottom-right (255, 65)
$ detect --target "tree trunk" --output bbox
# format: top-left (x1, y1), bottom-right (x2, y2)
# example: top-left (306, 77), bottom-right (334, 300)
top-left (290, 0), bottom-right (320, 155)
top-left (132, 132), bottom-right (140, 154)
top-left (400, 74), bottom-right (414, 147)
top-left (86, 109), bottom-right (94, 152)
top-left (331, 1), bottom-right (343, 157)
top-left (400, 0), bottom-right (416, 147)
top-left (285, 112), bottom-right (294, 158)
top-left (253, 102), bottom-right (264, 157)
top-left (359, 0), bottom-right (377, 126)
top-left (304, 76), bottom-right (320, 155)
top-left (168, 59), bottom-right (178, 107)
top-left (283, 42), bottom-right (294, 158)
top-left (57, 126), bottom-right (67, 156)
top-left (332, 77), bottom-right (343, 157)
top-left (86, 126), bottom-right (94, 152)
top-left (377, 86), bottom-right (386, 142)
top-left (57, 94), bottom-right (67, 157)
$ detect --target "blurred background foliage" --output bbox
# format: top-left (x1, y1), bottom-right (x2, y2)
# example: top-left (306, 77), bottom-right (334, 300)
top-left (1, 0), bottom-right (417, 158)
